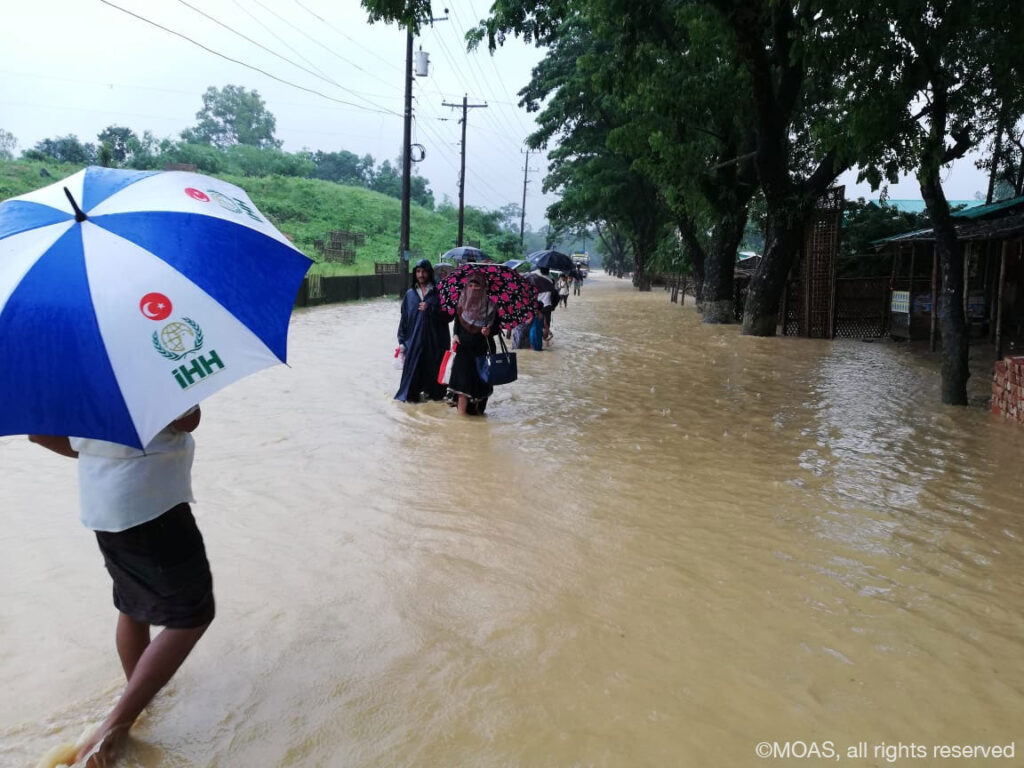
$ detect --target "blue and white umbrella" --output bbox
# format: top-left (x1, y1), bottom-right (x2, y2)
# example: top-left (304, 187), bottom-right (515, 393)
top-left (0, 166), bottom-right (312, 448)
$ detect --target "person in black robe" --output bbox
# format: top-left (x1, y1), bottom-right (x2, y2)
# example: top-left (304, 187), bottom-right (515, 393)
top-left (395, 259), bottom-right (451, 402)
top-left (448, 270), bottom-right (497, 415)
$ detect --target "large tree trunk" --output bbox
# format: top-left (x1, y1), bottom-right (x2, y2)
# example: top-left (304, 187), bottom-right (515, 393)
top-left (633, 248), bottom-right (652, 291)
top-left (702, 209), bottom-right (747, 323)
top-left (741, 215), bottom-right (802, 336)
top-left (676, 213), bottom-right (706, 312)
top-left (920, 169), bottom-right (969, 404)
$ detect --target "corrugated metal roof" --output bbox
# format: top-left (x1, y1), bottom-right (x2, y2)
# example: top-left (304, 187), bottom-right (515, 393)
top-left (872, 212), bottom-right (1024, 246)
top-left (951, 194), bottom-right (1024, 219)
top-left (870, 195), bottom-right (1024, 245)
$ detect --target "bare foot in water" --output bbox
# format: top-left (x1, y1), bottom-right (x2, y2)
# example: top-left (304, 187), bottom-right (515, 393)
top-left (74, 723), bottom-right (130, 767)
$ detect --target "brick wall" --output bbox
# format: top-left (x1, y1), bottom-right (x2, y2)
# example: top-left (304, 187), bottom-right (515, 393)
top-left (992, 356), bottom-right (1024, 422)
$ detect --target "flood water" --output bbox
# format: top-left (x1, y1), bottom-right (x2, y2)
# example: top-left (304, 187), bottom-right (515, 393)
top-left (2, 275), bottom-right (1023, 767)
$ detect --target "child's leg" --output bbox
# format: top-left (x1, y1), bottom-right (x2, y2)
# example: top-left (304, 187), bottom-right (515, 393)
top-left (116, 612), bottom-right (151, 680)
top-left (75, 623), bottom-right (210, 764)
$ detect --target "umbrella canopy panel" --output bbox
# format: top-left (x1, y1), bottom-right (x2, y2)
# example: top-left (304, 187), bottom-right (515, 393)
top-left (0, 166), bottom-right (311, 448)
top-left (441, 246), bottom-right (490, 263)
top-left (527, 249), bottom-right (575, 272)
top-left (438, 263), bottom-right (538, 331)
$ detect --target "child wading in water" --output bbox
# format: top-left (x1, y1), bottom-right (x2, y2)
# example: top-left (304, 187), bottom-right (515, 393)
top-left (30, 406), bottom-right (214, 767)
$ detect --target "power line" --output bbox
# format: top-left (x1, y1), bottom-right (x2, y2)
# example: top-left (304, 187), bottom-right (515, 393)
top-left (97, 0), bottom-right (401, 116)
top-left (2, 69), bottom-right (400, 109)
top-left (230, 0), bottom-right (334, 83)
top-left (292, 0), bottom-right (402, 75)
top-left (463, 0), bottom-right (532, 137)
top-left (414, 115), bottom-right (508, 210)
top-left (250, 0), bottom-right (401, 94)
top-left (174, 0), bottom-right (399, 115)
top-left (446, 4), bottom-right (527, 147)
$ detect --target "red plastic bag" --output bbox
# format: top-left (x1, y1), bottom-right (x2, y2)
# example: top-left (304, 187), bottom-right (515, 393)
top-left (437, 348), bottom-right (455, 385)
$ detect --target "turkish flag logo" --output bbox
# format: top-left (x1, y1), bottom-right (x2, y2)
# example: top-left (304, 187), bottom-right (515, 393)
top-left (140, 292), bottom-right (173, 321)
top-left (185, 188), bottom-right (210, 202)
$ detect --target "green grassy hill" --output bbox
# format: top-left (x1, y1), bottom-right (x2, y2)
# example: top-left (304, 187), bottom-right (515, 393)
top-left (0, 160), bottom-right (511, 276)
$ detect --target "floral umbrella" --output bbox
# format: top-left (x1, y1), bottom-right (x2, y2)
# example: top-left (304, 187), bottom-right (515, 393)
top-left (437, 263), bottom-right (538, 331)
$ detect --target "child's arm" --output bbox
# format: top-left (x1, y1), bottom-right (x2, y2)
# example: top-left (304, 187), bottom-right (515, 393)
top-left (28, 435), bottom-right (78, 458)
top-left (172, 406), bottom-right (202, 433)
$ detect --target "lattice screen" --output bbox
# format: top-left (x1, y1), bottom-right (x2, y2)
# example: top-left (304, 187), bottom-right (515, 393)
top-left (801, 186), bottom-right (844, 338)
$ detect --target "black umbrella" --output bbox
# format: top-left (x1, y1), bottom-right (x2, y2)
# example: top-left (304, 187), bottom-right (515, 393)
top-left (442, 246), bottom-right (490, 263)
top-left (527, 249), bottom-right (575, 272)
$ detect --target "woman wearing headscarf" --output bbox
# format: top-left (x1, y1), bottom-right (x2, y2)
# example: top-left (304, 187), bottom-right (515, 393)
top-left (395, 259), bottom-right (451, 402)
top-left (448, 270), bottom-right (497, 415)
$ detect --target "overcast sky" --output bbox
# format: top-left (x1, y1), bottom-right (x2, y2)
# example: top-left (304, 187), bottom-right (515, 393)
top-left (2, 0), bottom-right (992, 234)
top-left (2, 0), bottom-right (556, 227)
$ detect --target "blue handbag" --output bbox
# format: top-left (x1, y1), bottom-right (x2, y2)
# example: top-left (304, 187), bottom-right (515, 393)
top-left (476, 334), bottom-right (518, 385)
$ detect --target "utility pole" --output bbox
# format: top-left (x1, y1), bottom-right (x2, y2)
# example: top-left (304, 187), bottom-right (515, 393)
top-left (399, 27), bottom-right (413, 291)
top-left (399, 12), bottom-right (445, 293)
top-left (519, 148), bottom-right (538, 249)
top-left (443, 94), bottom-right (487, 246)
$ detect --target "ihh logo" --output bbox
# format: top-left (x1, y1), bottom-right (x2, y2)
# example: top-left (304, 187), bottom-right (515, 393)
top-left (172, 351), bottom-right (226, 390)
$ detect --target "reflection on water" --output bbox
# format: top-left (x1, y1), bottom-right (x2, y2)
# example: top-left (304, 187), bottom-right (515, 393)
top-left (3, 276), bottom-right (1024, 766)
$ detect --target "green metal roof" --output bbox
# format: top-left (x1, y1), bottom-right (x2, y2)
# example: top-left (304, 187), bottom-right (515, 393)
top-left (951, 194), bottom-right (1024, 219)
top-left (870, 194), bottom-right (1024, 245)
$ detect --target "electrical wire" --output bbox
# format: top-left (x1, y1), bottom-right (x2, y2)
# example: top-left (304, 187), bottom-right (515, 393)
top-left (175, 0), bottom-right (399, 114)
top-left (97, 0), bottom-right (401, 116)
top-left (249, 0), bottom-right (401, 93)
top-left (439, 8), bottom-right (529, 152)
top-left (230, 0), bottom-right (334, 83)
top-left (292, 0), bottom-right (402, 75)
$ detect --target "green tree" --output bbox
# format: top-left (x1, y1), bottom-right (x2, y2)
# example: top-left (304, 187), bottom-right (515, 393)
top-left (369, 159), bottom-right (402, 198)
top-left (24, 134), bottom-right (97, 164)
top-left (0, 129), bottom-right (17, 161)
top-left (309, 150), bottom-right (374, 185)
top-left (97, 125), bottom-right (139, 164)
top-left (603, 0), bottom-right (758, 320)
top-left (839, 200), bottom-right (930, 277)
top-left (516, 16), bottom-right (670, 289)
top-left (360, 0), bottom-right (436, 32)
top-left (849, 0), bottom-right (1024, 404)
top-left (222, 145), bottom-right (315, 177)
top-left (410, 174), bottom-right (434, 209)
top-left (183, 85), bottom-right (282, 149)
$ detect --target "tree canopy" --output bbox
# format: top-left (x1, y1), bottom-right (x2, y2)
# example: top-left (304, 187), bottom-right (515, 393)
top-left (182, 85), bottom-right (282, 150)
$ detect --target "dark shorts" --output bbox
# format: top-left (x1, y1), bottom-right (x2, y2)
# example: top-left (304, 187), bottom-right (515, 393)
top-left (95, 503), bottom-right (215, 629)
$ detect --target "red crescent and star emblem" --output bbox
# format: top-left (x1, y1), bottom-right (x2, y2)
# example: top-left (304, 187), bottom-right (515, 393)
top-left (185, 188), bottom-right (210, 202)
top-left (139, 292), bottom-right (173, 321)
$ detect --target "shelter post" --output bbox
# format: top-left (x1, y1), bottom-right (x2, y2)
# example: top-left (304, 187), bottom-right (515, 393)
top-left (929, 247), bottom-right (938, 352)
top-left (908, 244), bottom-right (915, 299)
top-left (779, 280), bottom-right (789, 336)
top-left (963, 245), bottom-right (970, 318)
top-left (995, 240), bottom-right (1008, 359)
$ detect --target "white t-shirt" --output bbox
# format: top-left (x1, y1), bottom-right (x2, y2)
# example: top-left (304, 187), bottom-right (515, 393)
top-left (69, 426), bottom-right (196, 532)
top-left (534, 276), bottom-right (556, 307)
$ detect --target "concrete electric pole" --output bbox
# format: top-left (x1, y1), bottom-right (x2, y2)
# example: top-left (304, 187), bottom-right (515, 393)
top-left (519, 148), bottom-right (538, 250)
top-left (443, 95), bottom-right (487, 247)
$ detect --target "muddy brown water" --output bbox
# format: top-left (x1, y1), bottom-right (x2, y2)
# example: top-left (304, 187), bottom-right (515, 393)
top-left (2, 275), bottom-right (1023, 767)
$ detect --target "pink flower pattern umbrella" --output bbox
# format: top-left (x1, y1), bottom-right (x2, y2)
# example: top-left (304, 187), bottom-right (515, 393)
top-left (437, 263), bottom-right (538, 331)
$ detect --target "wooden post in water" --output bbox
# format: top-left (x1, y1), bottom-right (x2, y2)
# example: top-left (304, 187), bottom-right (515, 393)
top-left (929, 246), bottom-right (939, 352)
top-left (779, 278), bottom-right (789, 336)
top-left (995, 240), bottom-right (1008, 360)
top-left (908, 243), bottom-right (915, 301)
top-left (963, 244), bottom-right (970, 319)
